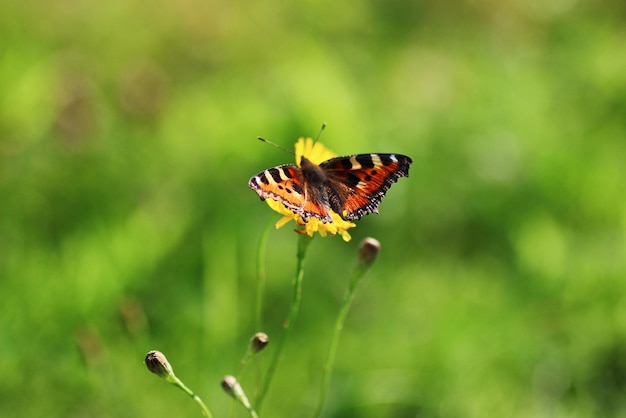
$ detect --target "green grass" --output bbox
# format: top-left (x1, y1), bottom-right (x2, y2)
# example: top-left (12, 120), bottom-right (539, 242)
top-left (1, 0), bottom-right (626, 416)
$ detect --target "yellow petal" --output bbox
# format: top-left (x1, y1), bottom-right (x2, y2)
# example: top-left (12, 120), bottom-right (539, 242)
top-left (294, 137), bottom-right (337, 166)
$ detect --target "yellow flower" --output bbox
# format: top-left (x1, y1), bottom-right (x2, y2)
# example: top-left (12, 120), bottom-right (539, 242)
top-left (265, 137), bottom-right (356, 242)
top-left (294, 137), bottom-right (336, 165)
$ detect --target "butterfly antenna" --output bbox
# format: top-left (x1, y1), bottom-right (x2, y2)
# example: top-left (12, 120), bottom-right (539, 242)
top-left (312, 122), bottom-right (327, 145)
top-left (257, 136), bottom-right (295, 156)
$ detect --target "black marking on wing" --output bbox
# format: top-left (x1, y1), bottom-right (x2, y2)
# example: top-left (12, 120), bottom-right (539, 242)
top-left (321, 153), bottom-right (412, 220)
top-left (248, 164), bottom-right (334, 223)
top-left (356, 154), bottom-right (376, 169)
top-left (268, 167), bottom-right (282, 183)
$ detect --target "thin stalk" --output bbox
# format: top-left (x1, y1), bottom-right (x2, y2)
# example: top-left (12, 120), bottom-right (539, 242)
top-left (312, 256), bottom-right (371, 417)
top-left (168, 375), bottom-right (214, 418)
top-left (255, 217), bottom-right (274, 331)
top-left (256, 234), bottom-right (313, 413)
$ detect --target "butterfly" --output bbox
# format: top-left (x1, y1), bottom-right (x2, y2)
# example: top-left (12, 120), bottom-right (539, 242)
top-left (249, 153), bottom-right (412, 223)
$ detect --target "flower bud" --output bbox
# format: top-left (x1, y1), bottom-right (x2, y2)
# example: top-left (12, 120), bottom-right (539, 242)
top-left (250, 332), bottom-right (269, 353)
top-left (221, 375), bottom-right (254, 412)
top-left (145, 350), bottom-right (174, 378)
top-left (221, 375), bottom-right (239, 397)
top-left (357, 237), bottom-right (381, 268)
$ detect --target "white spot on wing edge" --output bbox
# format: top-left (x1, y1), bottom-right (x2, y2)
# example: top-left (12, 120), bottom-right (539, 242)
top-left (349, 156), bottom-right (362, 169)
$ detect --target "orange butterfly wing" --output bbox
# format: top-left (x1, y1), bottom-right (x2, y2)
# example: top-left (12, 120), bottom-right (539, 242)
top-left (248, 164), bottom-right (334, 222)
top-left (249, 153), bottom-right (412, 223)
top-left (321, 154), bottom-right (412, 220)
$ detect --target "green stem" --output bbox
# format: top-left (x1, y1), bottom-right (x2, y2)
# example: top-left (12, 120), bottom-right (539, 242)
top-left (255, 217), bottom-right (274, 332)
top-left (237, 347), bottom-right (253, 378)
top-left (240, 399), bottom-right (260, 418)
top-left (168, 375), bottom-right (214, 418)
top-left (312, 263), bottom-right (368, 418)
top-left (256, 234), bottom-right (313, 413)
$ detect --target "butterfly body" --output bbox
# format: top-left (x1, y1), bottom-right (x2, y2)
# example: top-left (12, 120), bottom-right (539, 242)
top-left (249, 153), bottom-right (412, 223)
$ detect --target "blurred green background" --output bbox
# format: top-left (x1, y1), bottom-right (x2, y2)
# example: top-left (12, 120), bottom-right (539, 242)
top-left (1, 0), bottom-right (626, 416)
